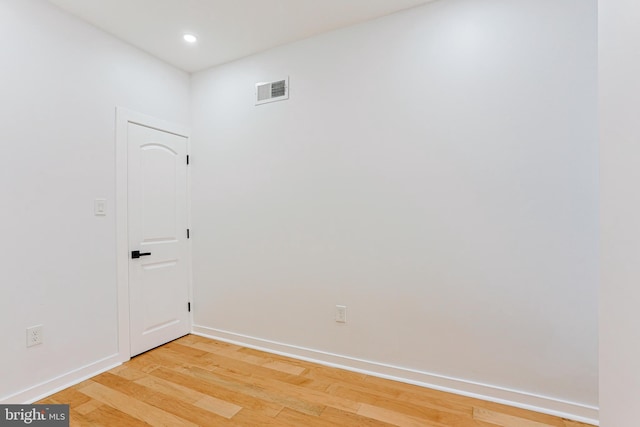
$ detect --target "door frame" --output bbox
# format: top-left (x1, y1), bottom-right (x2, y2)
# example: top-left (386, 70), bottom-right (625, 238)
top-left (115, 107), bottom-right (192, 363)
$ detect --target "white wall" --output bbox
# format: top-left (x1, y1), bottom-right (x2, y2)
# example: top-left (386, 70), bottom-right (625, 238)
top-left (191, 0), bottom-right (597, 421)
top-left (599, 1), bottom-right (640, 426)
top-left (0, 0), bottom-right (189, 402)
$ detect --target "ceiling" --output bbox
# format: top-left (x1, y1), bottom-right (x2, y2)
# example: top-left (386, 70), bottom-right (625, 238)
top-left (47, 0), bottom-right (435, 73)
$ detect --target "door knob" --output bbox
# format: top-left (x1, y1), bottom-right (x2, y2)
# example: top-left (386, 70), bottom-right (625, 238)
top-left (131, 250), bottom-right (151, 259)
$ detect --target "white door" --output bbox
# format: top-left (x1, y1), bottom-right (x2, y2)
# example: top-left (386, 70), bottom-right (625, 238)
top-left (128, 122), bottom-right (190, 356)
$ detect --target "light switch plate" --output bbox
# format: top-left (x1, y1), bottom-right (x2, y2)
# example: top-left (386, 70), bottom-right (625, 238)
top-left (335, 305), bottom-right (347, 323)
top-left (94, 198), bottom-right (107, 216)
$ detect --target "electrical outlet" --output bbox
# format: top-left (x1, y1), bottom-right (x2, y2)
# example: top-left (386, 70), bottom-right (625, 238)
top-left (335, 305), bottom-right (347, 323)
top-left (26, 325), bottom-right (43, 347)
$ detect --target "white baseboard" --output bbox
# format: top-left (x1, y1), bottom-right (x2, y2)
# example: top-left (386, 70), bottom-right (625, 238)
top-left (192, 325), bottom-right (599, 426)
top-left (0, 354), bottom-right (121, 404)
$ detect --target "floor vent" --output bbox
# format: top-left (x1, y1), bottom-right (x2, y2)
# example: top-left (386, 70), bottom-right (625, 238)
top-left (256, 77), bottom-right (289, 105)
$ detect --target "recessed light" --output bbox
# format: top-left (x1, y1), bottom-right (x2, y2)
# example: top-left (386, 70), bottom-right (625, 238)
top-left (183, 34), bottom-right (197, 43)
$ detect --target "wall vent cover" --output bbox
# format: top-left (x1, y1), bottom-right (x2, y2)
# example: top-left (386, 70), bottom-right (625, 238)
top-left (256, 77), bottom-right (289, 105)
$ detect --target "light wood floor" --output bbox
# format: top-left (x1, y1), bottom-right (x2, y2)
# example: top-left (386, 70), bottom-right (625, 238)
top-left (39, 334), bottom-right (594, 426)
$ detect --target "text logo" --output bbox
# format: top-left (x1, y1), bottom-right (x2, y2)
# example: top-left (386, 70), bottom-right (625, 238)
top-left (0, 405), bottom-right (69, 426)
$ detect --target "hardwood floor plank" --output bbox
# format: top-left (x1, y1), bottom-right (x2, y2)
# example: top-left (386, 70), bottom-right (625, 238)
top-left (132, 372), bottom-right (242, 419)
top-left (262, 360), bottom-right (307, 376)
top-left (200, 346), bottom-right (310, 384)
top-left (79, 380), bottom-right (197, 427)
top-left (92, 371), bottom-right (238, 426)
top-left (473, 407), bottom-right (560, 427)
top-left (74, 399), bottom-right (103, 415)
top-left (304, 363), bottom-right (369, 384)
top-left (141, 344), bottom-right (214, 371)
top-left (328, 380), bottom-right (473, 417)
top-left (110, 364), bottom-right (150, 381)
top-left (180, 337), bottom-right (307, 378)
top-left (358, 402), bottom-right (440, 427)
top-left (181, 365), bottom-right (326, 416)
top-left (42, 385), bottom-right (92, 407)
top-left (181, 334), bottom-right (243, 352)
top-left (320, 405), bottom-right (399, 426)
top-left (78, 404), bottom-right (150, 427)
top-left (329, 383), bottom-right (475, 426)
top-left (211, 364), bottom-right (361, 413)
top-left (180, 339), bottom-right (267, 365)
top-left (204, 350), bottom-right (334, 392)
top-left (274, 407), bottom-right (339, 427)
top-left (473, 401), bottom-right (571, 426)
top-left (150, 366), bottom-right (284, 417)
top-left (127, 370), bottom-right (200, 403)
top-left (68, 409), bottom-right (90, 427)
top-left (193, 395), bottom-right (242, 419)
top-left (365, 374), bottom-right (475, 404)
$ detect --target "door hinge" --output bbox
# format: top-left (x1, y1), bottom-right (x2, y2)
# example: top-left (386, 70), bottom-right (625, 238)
top-left (187, 229), bottom-right (190, 239)
top-left (186, 155), bottom-right (190, 165)
top-left (188, 302), bottom-right (191, 312)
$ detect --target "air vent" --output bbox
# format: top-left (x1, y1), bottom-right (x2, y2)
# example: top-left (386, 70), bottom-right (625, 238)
top-left (256, 77), bottom-right (289, 105)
